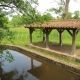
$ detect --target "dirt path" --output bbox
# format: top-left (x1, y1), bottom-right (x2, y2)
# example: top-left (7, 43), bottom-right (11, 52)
top-left (32, 42), bottom-right (80, 56)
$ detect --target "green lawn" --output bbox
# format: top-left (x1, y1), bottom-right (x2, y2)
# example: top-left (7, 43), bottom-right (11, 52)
top-left (2, 27), bottom-right (80, 48)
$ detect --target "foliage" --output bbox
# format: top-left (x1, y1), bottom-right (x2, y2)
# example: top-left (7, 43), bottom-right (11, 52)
top-left (0, 10), bottom-right (15, 43)
top-left (49, 6), bottom-right (64, 18)
top-left (42, 13), bottom-right (54, 22)
top-left (48, 0), bottom-right (69, 19)
top-left (0, 0), bottom-right (40, 64)
top-left (48, 0), bottom-right (78, 20)
top-left (0, 45), bottom-right (14, 62)
top-left (0, 10), bottom-right (8, 43)
top-left (22, 12), bottom-right (54, 25)
top-left (0, 0), bottom-right (43, 43)
top-left (0, 0), bottom-right (38, 12)
top-left (6, 30), bottom-right (15, 43)
top-left (67, 12), bottom-right (73, 19)
top-left (0, 10), bottom-right (14, 63)
top-left (0, 10), bottom-right (8, 29)
top-left (0, 0), bottom-right (38, 25)
top-left (9, 15), bottom-right (23, 27)
top-left (0, 29), bottom-right (5, 43)
top-left (73, 10), bottom-right (80, 19)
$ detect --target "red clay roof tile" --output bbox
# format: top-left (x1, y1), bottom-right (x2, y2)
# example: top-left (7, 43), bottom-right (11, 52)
top-left (25, 20), bottom-right (80, 29)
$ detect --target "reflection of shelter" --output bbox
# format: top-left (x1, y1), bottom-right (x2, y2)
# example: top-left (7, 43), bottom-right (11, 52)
top-left (29, 58), bottom-right (80, 80)
top-left (25, 20), bottom-right (80, 55)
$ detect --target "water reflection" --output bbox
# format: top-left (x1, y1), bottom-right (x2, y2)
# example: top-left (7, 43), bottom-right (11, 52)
top-left (0, 46), bottom-right (14, 62)
top-left (0, 49), bottom-right (80, 80)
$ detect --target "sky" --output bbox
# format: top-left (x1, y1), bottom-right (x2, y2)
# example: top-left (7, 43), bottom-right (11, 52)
top-left (37, 0), bottom-right (80, 15)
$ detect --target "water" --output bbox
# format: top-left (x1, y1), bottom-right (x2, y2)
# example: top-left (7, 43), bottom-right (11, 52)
top-left (0, 49), bottom-right (80, 80)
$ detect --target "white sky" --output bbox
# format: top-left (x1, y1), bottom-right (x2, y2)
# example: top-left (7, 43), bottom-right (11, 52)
top-left (37, 0), bottom-right (80, 14)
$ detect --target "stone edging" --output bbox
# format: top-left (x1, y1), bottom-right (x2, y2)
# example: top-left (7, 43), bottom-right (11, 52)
top-left (1, 44), bottom-right (80, 75)
top-left (27, 44), bottom-right (80, 63)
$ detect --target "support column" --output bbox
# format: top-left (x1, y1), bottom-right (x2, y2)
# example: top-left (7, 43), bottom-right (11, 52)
top-left (43, 29), bottom-right (45, 43)
top-left (59, 31), bottom-right (62, 46)
top-left (72, 29), bottom-right (76, 55)
top-left (45, 28), bottom-right (52, 49)
top-left (67, 29), bottom-right (78, 55)
top-left (46, 31), bottom-right (49, 49)
top-left (57, 29), bottom-right (64, 46)
top-left (29, 28), bottom-right (34, 44)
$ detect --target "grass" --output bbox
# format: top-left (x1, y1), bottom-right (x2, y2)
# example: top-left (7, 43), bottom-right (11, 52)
top-left (2, 27), bottom-right (80, 47)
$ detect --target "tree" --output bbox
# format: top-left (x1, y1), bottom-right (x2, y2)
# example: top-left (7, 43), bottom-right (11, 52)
top-left (21, 11), bottom-right (40, 25)
top-left (0, 10), bottom-right (8, 29)
top-left (0, 0), bottom-right (39, 42)
top-left (49, 0), bottom-right (77, 20)
top-left (9, 15), bottom-right (23, 27)
top-left (64, 0), bottom-right (70, 20)
top-left (0, 0), bottom-right (38, 11)
top-left (67, 12), bottom-right (73, 19)
top-left (73, 10), bottom-right (80, 19)
top-left (0, 10), bottom-right (8, 43)
top-left (22, 12), bottom-right (54, 25)
top-left (42, 13), bottom-right (54, 22)
top-left (0, 0), bottom-right (38, 23)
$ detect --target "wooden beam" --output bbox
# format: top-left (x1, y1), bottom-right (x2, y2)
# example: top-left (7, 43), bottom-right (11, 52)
top-left (44, 28), bottom-right (52, 35)
top-left (76, 29), bottom-right (79, 35)
top-left (67, 30), bottom-right (72, 37)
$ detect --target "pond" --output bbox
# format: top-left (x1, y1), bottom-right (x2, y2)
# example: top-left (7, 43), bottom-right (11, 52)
top-left (0, 49), bottom-right (80, 80)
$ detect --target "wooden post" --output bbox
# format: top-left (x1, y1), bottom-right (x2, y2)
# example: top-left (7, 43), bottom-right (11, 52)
top-left (45, 28), bottom-right (52, 49)
top-left (57, 29), bottom-right (64, 46)
top-left (72, 29), bottom-right (76, 55)
top-left (67, 29), bottom-right (79, 55)
top-left (59, 32), bottom-right (62, 46)
top-left (29, 28), bottom-right (34, 44)
top-left (43, 29), bottom-right (45, 43)
top-left (46, 31), bottom-right (49, 49)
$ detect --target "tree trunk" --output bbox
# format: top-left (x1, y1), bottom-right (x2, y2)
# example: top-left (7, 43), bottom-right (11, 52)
top-left (62, 0), bottom-right (70, 20)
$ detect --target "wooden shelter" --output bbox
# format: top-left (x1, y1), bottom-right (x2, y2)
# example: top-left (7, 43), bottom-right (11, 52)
top-left (25, 20), bottom-right (80, 55)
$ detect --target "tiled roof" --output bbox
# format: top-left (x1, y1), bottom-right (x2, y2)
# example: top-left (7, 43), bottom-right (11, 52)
top-left (25, 20), bottom-right (80, 29)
